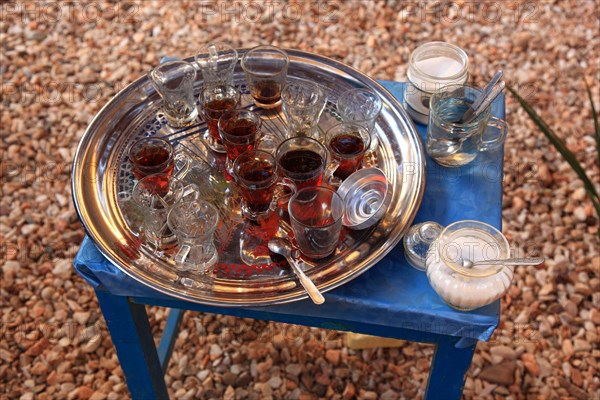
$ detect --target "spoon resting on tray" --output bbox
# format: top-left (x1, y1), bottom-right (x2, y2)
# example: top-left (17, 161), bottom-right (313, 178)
top-left (268, 238), bottom-right (325, 305)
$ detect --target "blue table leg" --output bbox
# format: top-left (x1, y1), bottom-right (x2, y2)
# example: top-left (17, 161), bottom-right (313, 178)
top-left (425, 335), bottom-right (476, 400)
top-left (95, 290), bottom-right (169, 400)
top-left (157, 308), bottom-right (185, 373)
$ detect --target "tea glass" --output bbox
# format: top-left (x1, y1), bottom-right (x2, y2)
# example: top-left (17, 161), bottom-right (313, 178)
top-left (275, 136), bottom-right (329, 190)
top-left (288, 186), bottom-right (345, 259)
top-left (336, 88), bottom-right (382, 134)
top-left (128, 137), bottom-right (191, 181)
top-left (148, 60), bottom-right (199, 128)
top-left (281, 81), bottom-right (327, 139)
top-left (427, 84), bottom-right (508, 167)
top-left (241, 45), bottom-right (289, 109)
top-left (132, 173), bottom-right (199, 251)
top-left (198, 84), bottom-right (241, 152)
top-left (218, 109), bottom-right (263, 173)
top-left (232, 150), bottom-right (295, 220)
top-left (325, 123), bottom-right (371, 181)
top-left (195, 42), bottom-right (238, 86)
top-left (167, 199), bottom-right (219, 272)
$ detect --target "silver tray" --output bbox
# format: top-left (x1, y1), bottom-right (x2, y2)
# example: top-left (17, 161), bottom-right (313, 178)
top-left (72, 50), bottom-right (425, 306)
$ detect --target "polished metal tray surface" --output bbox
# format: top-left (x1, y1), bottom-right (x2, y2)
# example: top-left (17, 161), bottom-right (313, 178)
top-left (72, 50), bottom-right (425, 306)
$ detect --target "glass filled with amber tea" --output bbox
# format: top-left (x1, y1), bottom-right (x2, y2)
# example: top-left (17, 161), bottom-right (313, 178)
top-left (199, 84), bottom-right (241, 151)
top-left (241, 45), bottom-right (289, 109)
top-left (275, 136), bottom-right (328, 190)
top-left (325, 123), bottom-right (371, 181)
top-left (218, 109), bottom-right (263, 173)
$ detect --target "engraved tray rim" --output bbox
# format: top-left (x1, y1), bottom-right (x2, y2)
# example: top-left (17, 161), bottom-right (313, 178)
top-left (72, 49), bottom-right (426, 307)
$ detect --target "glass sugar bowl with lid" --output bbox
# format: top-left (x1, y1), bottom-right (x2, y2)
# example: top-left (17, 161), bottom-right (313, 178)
top-left (404, 42), bottom-right (469, 125)
top-left (404, 220), bottom-right (514, 311)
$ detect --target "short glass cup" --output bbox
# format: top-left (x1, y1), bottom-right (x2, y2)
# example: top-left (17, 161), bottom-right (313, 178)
top-left (275, 136), bottom-right (329, 190)
top-left (241, 45), bottom-right (289, 109)
top-left (128, 137), bottom-right (191, 182)
top-left (325, 123), bottom-right (371, 181)
top-left (336, 88), bottom-right (382, 134)
top-left (148, 60), bottom-right (199, 128)
top-left (427, 84), bottom-right (508, 167)
top-left (195, 42), bottom-right (238, 86)
top-left (281, 81), bottom-right (327, 139)
top-left (218, 109), bottom-right (263, 173)
top-left (232, 150), bottom-right (295, 220)
top-left (198, 84), bottom-right (241, 151)
top-left (132, 173), bottom-right (199, 251)
top-left (288, 186), bottom-right (345, 259)
top-left (167, 199), bottom-right (219, 272)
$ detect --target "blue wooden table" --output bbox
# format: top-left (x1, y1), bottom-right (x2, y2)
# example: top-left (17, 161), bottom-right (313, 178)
top-left (74, 81), bottom-right (506, 400)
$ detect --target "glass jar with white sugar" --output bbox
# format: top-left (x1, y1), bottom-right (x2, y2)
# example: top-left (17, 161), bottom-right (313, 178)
top-left (425, 220), bottom-right (513, 311)
top-left (404, 42), bottom-right (469, 124)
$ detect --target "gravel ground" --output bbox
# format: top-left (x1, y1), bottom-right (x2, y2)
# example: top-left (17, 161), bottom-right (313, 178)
top-left (1, 1), bottom-right (599, 399)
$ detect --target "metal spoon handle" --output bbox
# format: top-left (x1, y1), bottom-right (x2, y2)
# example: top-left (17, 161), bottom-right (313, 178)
top-left (472, 70), bottom-right (503, 110)
top-left (283, 255), bottom-right (325, 304)
top-left (475, 257), bottom-right (545, 266)
top-left (469, 80), bottom-right (505, 121)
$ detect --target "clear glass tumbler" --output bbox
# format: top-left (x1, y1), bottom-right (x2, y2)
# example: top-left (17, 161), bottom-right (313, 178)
top-left (167, 199), bottom-right (219, 272)
top-left (198, 84), bottom-right (241, 152)
top-left (281, 81), bottom-right (327, 139)
top-left (427, 84), bottom-right (507, 167)
top-left (195, 42), bottom-right (238, 86)
top-left (288, 186), bottom-right (345, 259)
top-left (148, 60), bottom-right (199, 128)
top-left (241, 45), bottom-right (289, 109)
top-left (325, 122), bottom-right (371, 181)
top-left (132, 173), bottom-right (199, 252)
top-left (336, 88), bottom-right (382, 134)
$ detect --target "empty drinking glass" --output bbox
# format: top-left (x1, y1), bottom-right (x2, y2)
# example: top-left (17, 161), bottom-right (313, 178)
top-left (281, 81), bottom-right (327, 139)
top-left (132, 173), bottom-right (199, 252)
top-left (148, 60), bottom-right (199, 128)
top-left (337, 88), bottom-right (382, 150)
top-left (195, 42), bottom-right (238, 86)
top-left (241, 45), bottom-right (289, 109)
top-left (167, 199), bottom-right (219, 272)
top-left (288, 186), bottom-right (345, 259)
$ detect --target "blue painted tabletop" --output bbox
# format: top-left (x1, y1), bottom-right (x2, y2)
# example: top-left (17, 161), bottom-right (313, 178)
top-left (74, 81), bottom-right (506, 342)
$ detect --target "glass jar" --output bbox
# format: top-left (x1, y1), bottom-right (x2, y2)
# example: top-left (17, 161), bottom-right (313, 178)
top-left (424, 220), bottom-right (513, 311)
top-left (404, 42), bottom-right (469, 125)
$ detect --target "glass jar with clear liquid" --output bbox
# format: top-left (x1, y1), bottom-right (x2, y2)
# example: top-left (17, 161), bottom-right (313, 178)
top-left (427, 84), bottom-right (508, 167)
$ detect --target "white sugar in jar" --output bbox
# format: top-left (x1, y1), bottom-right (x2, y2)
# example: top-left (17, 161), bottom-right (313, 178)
top-left (425, 220), bottom-right (513, 311)
top-left (404, 42), bottom-right (469, 124)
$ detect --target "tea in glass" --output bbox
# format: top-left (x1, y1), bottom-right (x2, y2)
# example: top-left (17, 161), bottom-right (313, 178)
top-left (326, 123), bottom-right (371, 180)
top-left (232, 150), bottom-right (279, 219)
top-left (241, 45), bottom-right (289, 109)
top-left (275, 137), bottom-right (327, 189)
top-left (288, 186), bottom-right (345, 259)
top-left (218, 109), bottom-right (263, 172)
top-left (199, 84), bottom-right (241, 146)
top-left (128, 137), bottom-right (174, 181)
